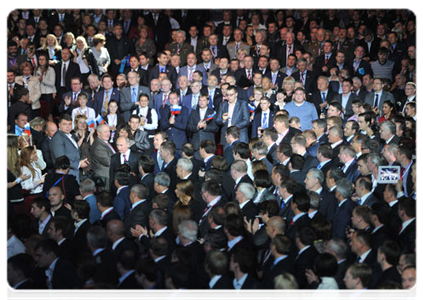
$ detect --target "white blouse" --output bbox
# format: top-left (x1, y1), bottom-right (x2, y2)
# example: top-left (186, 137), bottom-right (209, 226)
top-left (20, 163), bottom-right (43, 194)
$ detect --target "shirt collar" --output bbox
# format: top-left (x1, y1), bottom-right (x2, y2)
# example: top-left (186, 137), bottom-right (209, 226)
top-left (112, 237), bottom-right (125, 250)
top-left (209, 275), bottom-right (222, 289)
top-left (131, 199), bottom-right (146, 211)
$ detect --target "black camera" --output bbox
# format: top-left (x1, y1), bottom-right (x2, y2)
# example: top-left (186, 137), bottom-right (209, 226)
top-left (80, 169), bottom-right (106, 187)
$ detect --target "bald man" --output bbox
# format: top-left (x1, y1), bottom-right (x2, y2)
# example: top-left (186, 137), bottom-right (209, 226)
top-left (107, 219), bottom-right (138, 259)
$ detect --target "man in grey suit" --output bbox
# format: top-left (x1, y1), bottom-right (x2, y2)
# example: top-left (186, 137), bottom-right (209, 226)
top-left (333, 78), bottom-right (360, 119)
top-left (177, 52), bottom-right (208, 88)
top-left (216, 85), bottom-right (250, 145)
top-left (364, 78), bottom-right (395, 114)
top-left (119, 71), bottom-right (151, 122)
top-left (226, 28), bottom-right (250, 60)
top-left (50, 114), bottom-right (89, 183)
top-left (90, 124), bottom-right (116, 190)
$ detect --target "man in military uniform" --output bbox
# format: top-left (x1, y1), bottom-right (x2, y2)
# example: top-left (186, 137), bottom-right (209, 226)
top-left (169, 30), bottom-right (194, 67)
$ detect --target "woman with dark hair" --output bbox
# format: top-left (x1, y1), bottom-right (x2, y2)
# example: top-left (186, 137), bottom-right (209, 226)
top-left (378, 100), bottom-right (396, 124)
top-left (35, 52), bottom-right (56, 120)
top-left (175, 180), bottom-right (205, 223)
top-left (105, 99), bottom-right (125, 143)
top-left (91, 33), bottom-right (110, 76)
top-left (306, 253), bottom-right (339, 289)
top-left (252, 169), bottom-right (277, 204)
top-left (42, 155), bottom-right (81, 206)
top-left (172, 204), bottom-right (191, 237)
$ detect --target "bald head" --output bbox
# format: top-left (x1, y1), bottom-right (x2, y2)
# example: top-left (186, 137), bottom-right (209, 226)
top-left (267, 216), bottom-right (286, 238)
top-left (45, 121), bottom-right (58, 138)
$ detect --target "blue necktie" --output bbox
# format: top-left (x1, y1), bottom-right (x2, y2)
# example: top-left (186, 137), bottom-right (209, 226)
top-left (317, 163), bottom-right (322, 170)
top-left (280, 201), bottom-right (285, 210)
top-left (192, 95), bottom-right (197, 110)
top-left (374, 94), bottom-right (379, 108)
top-left (357, 199), bottom-right (362, 206)
top-left (321, 92), bottom-right (326, 103)
top-left (262, 113), bottom-right (268, 129)
top-left (132, 87), bottom-right (137, 103)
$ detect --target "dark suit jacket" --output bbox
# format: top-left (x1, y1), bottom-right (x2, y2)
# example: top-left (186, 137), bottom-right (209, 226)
top-left (51, 258), bottom-right (81, 289)
top-left (235, 67), bottom-right (258, 88)
top-left (240, 200), bottom-right (259, 223)
top-left (332, 199), bottom-right (357, 239)
top-left (113, 238), bottom-right (139, 261)
top-left (280, 126), bottom-right (302, 145)
top-left (318, 188), bottom-right (338, 221)
top-left (40, 136), bottom-right (54, 172)
top-left (109, 150), bottom-right (142, 195)
top-left (294, 245), bottom-right (319, 288)
top-left (237, 274), bottom-right (263, 300)
top-left (73, 220), bottom-right (91, 258)
top-left (397, 219), bottom-right (416, 253)
top-left (349, 59), bottom-right (373, 78)
top-left (117, 273), bottom-right (144, 300)
top-left (93, 88), bottom-right (120, 116)
top-left (343, 160), bottom-right (360, 183)
top-left (124, 66), bottom-right (148, 87)
top-left (119, 85), bottom-right (151, 122)
top-left (203, 275), bottom-right (236, 300)
top-left (264, 71), bottom-right (286, 89)
top-left (58, 89), bottom-right (93, 114)
top-left (54, 61), bottom-right (81, 94)
top-left (290, 170), bottom-right (306, 187)
top-left (6, 280), bottom-right (37, 300)
top-left (314, 52), bottom-right (337, 76)
top-left (159, 105), bottom-right (188, 150)
top-left (262, 255), bottom-right (295, 289)
top-left (266, 143), bottom-right (279, 165)
top-left (114, 186), bottom-right (132, 220)
top-left (140, 173), bottom-right (155, 201)
top-left (285, 213), bottom-right (311, 245)
top-left (333, 93), bottom-right (360, 119)
top-left (123, 200), bottom-right (151, 238)
top-left (216, 100), bottom-right (251, 145)
top-left (148, 64), bottom-right (178, 87)
top-left (251, 110), bottom-right (275, 139)
top-left (97, 208), bottom-right (121, 228)
top-left (274, 43), bottom-right (300, 68)
top-left (187, 107), bottom-right (219, 150)
top-left (292, 70), bottom-right (317, 94)
top-left (311, 89), bottom-right (338, 115)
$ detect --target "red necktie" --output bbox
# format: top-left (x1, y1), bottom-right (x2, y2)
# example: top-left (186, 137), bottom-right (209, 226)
top-left (163, 94), bottom-right (168, 108)
top-left (247, 70), bottom-right (251, 80)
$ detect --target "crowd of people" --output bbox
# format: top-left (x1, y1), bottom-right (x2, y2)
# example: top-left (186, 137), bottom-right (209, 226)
top-left (7, 9), bottom-right (416, 291)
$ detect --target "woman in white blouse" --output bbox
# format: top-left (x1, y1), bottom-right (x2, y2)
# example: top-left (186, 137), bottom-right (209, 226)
top-left (72, 36), bottom-right (99, 86)
top-left (19, 146), bottom-right (46, 195)
top-left (91, 33), bottom-right (110, 76)
top-left (105, 100), bottom-right (124, 143)
top-left (132, 93), bottom-right (157, 149)
top-left (34, 52), bottom-right (56, 121)
top-left (15, 62), bottom-right (41, 117)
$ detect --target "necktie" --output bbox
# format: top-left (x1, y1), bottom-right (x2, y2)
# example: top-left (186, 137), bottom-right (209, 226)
top-left (300, 72), bottom-right (305, 84)
top-left (287, 45), bottom-right (292, 58)
top-left (192, 95), bottom-right (198, 110)
top-left (262, 113), bottom-right (268, 129)
top-left (163, 93), bottom-right (168, 108)
top-left (157, 151), bottom-right (163, 170)
top-left (247, 70), bottom-right (251, 80)
top-left (325, 55), bottom-right (329, 65)
top-left (272, 73), bottom-right (277, 85)
top-left (132, 87), bottom-right (137, 103)
top-left (73, 92), bottom-right (77, 102)
top-left (211, 46), bottom-right (216, 57)
top-left (123, 154), bottom-right (128, 162)
top-left (280, 200), bottom-right (285, 210)
top-left (235, 43), bottom-right (240, 53)
top-left (374, 94), bottom-right (379, 108)
top-left (321, 92), bottom-right (326, 103)
top-left (188, 67), bottom-right (193, 81)
top-left (317, 163), bottom-right (322, 170)
top-left (31, 57), bottom-right (36, 68)
top-left (103, 90), bottom-right (110, 117)
top-left (62, 63), bottom-right (67, 87)
top-left (357, 198), bottom-right (362, 206)
top-left (177, 44), bottom-right (181, 54)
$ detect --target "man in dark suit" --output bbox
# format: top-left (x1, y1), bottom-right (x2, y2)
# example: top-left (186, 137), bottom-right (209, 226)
top-left (50, 114), bottom-right (89, 182)
top-left (123, 55), bottom-right (149, 87)
top-left (292, 58), bottom-right (317, 94)
top-left (186, 95), bottom-right (218, 151)
top-left (339, 145), bottom-right (361, 184)
top-left (181, 80), bottom-right (203, 116)
top-left (107, 220), bottom-right (138, 260)
top-left (106, 23), bottom-right (134, 77)
top-left (274, 32), bottom-right (299, 69)
top-left (251, 98), bottom-right (275, 139)
top-left (95, 191), bottom-right (121, 229)
top-left (325, 238), bottom-right (350, 289)
top-left (262, 235), bottom-right (295, 289)
top-left (332, 79), bottom-right (359, 119)
top-left (344, 263), bottom-right (374, 300)
top-left (54, 48), bottom-right (81, 99)
top-left (39, 121), bottom-right (57, 173)
top-left (331, 178), bottom-right (357, 240)
top-left (216, 85), bottom-right (250, 145)
top-left (145, 10), bottom-right (171, 52)
top-left (205, 249), bottom-right (233, 289)
top-left (284, 192), bottom-right (311, 245)
top-left (109, 136), bottom-right (142, 195)
top-left (58, 77), bottom-right (92, 114)
top-left (236, 183), bottom-right (258, 223)
top-left (294, 226), bottom-right (319, 288)
top-left (7, 254), bottom-right (38, 289)
top-left (93, 74), bottom-right (120, 117)
top-left (116, 249), bottom-right (139, 289)
top-left (229, 160), bottom-right (254, 202)
top-left (311, 76), bottom-right (338, 115)
top-left (396, 197), bottom-right (416, 253)
top-left (158, 141), bottom-right (178, 196)
top-left (264, 58), bottom-right (286, 90)
top-left (349, 45), bottom-right (373, 78)
top-left (33, 239), bottom-right (81, 289)
top-left (359, 30), bottom-right (381, 61)
top-left (123, 184), bottom-right (151, 239)
top-left (207, 33), bottom-right (229, 62)
top-left (160, 93), bottom-right (189, 151)
top-left (288, 154), bottom-right (306, 187)
top-left (148, 51), bottom-right (178, 87)
top-left (230, 248), bottom-right (261, 289)
top-left (234, 55), bottom-right (257, 88)
top-left (364, 78), bottom-right (395, 113)
top-left (313, 41), bottom-right (337, 77)
top-left (71, 200), bottom-right (92, 258)
top-left (138, 154), bottom-right (156, 201)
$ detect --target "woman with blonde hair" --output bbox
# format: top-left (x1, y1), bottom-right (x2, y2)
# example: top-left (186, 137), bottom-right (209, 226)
top-left (40, 34), bottom-right (62, 65)
top-left (72, 36), bottom-right (99, 86)
top-left (175, 179), bottom-right (204, 223)
top-left (63, 32), bottom-right (77, 51)
top-left (72, 114), bottom-right (95, 172)
top-left (34, 52), bottom-right (56, 121)
top-left (19, 146), bottom-right (46, 196)
top-left (274, 273), bottom-right (300, 300)
top-left (281, 76), bottom-right (296, 103)
top-left (15, 62), bottom-right (41, 117)
top-left (17, 134), bottom-right (46, 171)
top-left (236, 48), bottom-right (248, 68)
top-left (91, 33), bottom-right (110, 76)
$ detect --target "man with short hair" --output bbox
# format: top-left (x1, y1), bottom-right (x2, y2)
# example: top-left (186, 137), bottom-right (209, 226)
top-left (343, 263), bottom-right (372, 290)
top-left (120, 71), bottom-right (151, 122)
top-left (178, 52), bottom-right (208, 87)
top-left (94, 74), bottom-right (120, 117)
top-left (333, 78), bottom-right (359, 119)
top-left (332, 178), bottom-right (357, 239)
top-left (54, 47), bottom-right (82, 98)
top-left (284, 87), bottom-right (318, 131)
top-left (364, 77), bottom-right (395, 113)
top-left (123, 184), bottom-right (151, 238)
top-left (169, 29), bottom-right (194, 67)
